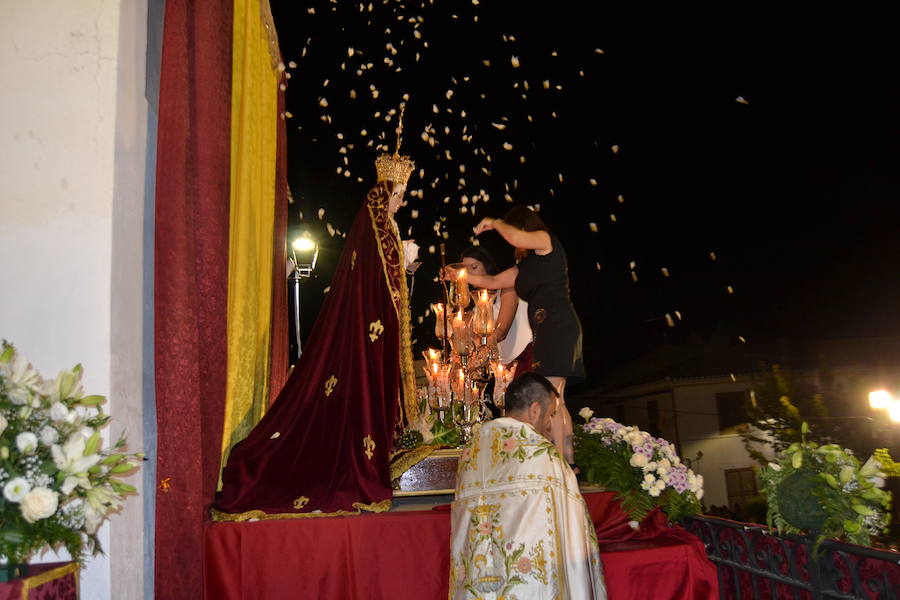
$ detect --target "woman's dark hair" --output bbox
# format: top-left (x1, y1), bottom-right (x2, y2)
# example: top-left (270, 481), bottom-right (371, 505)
top-left (502, 206), bottom-right (550, 261)
top-left (460, 245), bottom-right (498, 276)
top-left (502, 206), bottom-right (550, 233)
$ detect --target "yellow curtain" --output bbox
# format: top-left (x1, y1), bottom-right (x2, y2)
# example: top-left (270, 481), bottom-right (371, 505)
top-left (219, 0), bottom-right (279, 477)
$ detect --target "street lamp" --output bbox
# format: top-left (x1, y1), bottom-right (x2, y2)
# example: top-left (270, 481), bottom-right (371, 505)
top-left (289, 233), bottom-right (318, 362)
top-left (869, 389), bottom-right (900, 424)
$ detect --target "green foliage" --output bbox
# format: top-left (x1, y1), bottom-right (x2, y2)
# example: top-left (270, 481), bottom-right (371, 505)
top-left (741, 364), bottom-right (838, 466)
top-left (759, 423), bottom-right (895, 550)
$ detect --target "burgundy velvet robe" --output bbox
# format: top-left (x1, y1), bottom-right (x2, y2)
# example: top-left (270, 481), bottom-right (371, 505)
top-left (215, 183), bottom-right (414, 516)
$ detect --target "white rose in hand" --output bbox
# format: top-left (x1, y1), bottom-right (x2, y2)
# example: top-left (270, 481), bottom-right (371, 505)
top-left (20, 487), bottom-right (59, 523)
top-left (402, 239), bottom-right (420, 271)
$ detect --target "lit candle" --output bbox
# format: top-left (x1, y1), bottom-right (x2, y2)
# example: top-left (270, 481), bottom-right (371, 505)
top-left (455, 268), bottom-right (469, 307)
top-left (432, 303), bottom-right (446, 338)
top-left (451, 309), bottom-right (472, 355)
top-left (472, 289), bottom-right (495, 337)
top-left (422, 347), bottom-right (442, 370)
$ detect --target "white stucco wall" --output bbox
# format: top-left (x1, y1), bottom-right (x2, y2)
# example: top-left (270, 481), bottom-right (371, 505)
top-left (0, 1), bottom-right (149, 598)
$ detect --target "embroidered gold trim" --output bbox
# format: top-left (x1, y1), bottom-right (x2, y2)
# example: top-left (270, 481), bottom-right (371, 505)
top-left (351, 250), bottom-right (357, 270)
top-left (293, 496), bottom-right (309, 509)
top-left (210, 498), bottom-right (392, 522)
top-left (363, 435), bottom-right (376, 459)
top-left (324, 375), bottom-right (337, 397)
top-left (21, 561), bottom-right (79, 594)
top-left (368, 320), bottom-right (384, 342)
top-left (366, 184), bottom-right (417, 423)
top-left (389, 444), bottom-right (439, 480)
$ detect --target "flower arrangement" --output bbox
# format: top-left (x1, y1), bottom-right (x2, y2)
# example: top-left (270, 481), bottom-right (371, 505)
top-left (574, 408), bottom-right (703, 523)
top-left (760, 422), bottom-right (896, 548)
top-left (0, 342), bottom-right (143, 567)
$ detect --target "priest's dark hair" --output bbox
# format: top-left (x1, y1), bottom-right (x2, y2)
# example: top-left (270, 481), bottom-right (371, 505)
top-left (505, 373), bottom-right (558, 414)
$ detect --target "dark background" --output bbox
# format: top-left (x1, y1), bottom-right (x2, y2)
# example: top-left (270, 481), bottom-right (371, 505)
top-left (271, 3), bottom-right (900, 385)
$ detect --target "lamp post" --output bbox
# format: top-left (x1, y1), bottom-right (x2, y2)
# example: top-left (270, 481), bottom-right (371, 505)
top-left (289, 234), bottom-right (318, 364)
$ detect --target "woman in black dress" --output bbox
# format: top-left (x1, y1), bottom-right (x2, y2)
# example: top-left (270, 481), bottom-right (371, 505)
top-left (446, 206), bottom-right (584, 463)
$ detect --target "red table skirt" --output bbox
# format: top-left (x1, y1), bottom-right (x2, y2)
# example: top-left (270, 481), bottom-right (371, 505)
top-left (204, 492), bottom-right (718, 599)
top-left (0, 562), bottom-right (79, 600)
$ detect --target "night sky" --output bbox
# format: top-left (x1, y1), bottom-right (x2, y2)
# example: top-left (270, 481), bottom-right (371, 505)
top-left (270, 3), bottom-right (900, 383)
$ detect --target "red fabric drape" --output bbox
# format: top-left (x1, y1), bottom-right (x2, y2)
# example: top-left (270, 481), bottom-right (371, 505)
top-left (268, 85), bottom-right (289, 405)
top-left (154, 0), bottom-right (232, 598)
top-left (203, 492), bottom-right (719, 600)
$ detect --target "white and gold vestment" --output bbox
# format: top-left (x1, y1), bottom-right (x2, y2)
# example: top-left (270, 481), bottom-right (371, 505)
top-left (450, 417), bottom-right (606, 599)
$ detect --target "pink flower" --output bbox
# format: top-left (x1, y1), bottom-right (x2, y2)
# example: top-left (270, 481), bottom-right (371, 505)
top-left (502, 438), bottom-right (518, 453)
top-left (477, 521), bottom-right (492, 535)
top-left (516, 557), bottom-right (533, 574)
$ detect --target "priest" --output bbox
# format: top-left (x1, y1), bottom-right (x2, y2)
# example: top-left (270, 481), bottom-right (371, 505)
top-left (450, 373), bottom-right (606, 599)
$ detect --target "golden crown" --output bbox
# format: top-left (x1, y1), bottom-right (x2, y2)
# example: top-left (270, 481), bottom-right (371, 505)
top-left (375, 152), bottom-right (415, 186)
top-left (374, 104), bottom-right (415, 186)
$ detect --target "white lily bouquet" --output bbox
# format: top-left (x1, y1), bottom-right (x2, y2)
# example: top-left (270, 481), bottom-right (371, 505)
top-left (0, 342), bottom-right (143, 567)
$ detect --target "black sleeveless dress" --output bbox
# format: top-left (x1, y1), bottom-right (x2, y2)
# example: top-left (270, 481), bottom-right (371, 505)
top-left (514, 232), bottom-right (586, 382)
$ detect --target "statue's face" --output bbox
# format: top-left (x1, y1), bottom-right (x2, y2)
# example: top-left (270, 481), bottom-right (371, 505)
top-left (388, 183), bottom-right (407, 215)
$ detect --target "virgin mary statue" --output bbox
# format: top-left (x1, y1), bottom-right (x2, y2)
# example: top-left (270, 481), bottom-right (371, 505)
top-left (214, 134), bottom-right (418, 519)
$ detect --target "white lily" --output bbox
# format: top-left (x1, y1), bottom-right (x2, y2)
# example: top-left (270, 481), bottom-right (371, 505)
top-left (43, 366), bottom-right (84, 404)
top-left (83, 500), bottom-right (106, 534)
top-left (0, 352), bottom-right (40, 405)
top-left (51, 434), bottom-right (101, 477)
top-left (85, 484), bottom-right (122, 515)
top-left (61, 474), bottom-right (93, 495)
top-left (859, 455), bottom-right (884, 480)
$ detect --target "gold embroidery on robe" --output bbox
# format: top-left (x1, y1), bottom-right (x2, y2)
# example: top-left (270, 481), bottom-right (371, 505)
top-left (324, 375), bottom-right (337, 396)
top-left (210, 498), bottom-right (392, 522)
top-left (363, 434), bottom-right (376, 459)
top-left (351, 250), bottom-right (357, 270)
top-left (368, 320), bottom-right (384, 342)
top-left (293, 496), bottom-right (310, 509)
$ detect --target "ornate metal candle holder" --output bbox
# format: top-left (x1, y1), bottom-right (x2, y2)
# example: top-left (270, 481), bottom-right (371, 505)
top-left (490, 360), bottom-right (518, 416)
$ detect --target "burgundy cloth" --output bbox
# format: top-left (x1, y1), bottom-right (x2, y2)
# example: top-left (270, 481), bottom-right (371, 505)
top-left (216, 183), bottom-right (405, 515)
top-left (153, 0), bottom-right (232, 598)
top-left (0, 562), bottom-right (77, 600)
top-left (204, 492), bottom-right (718, 599)
top-left (268, 82), bottom-right (290, 405)
top-left (511, 341), bottom-right (534, 379)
